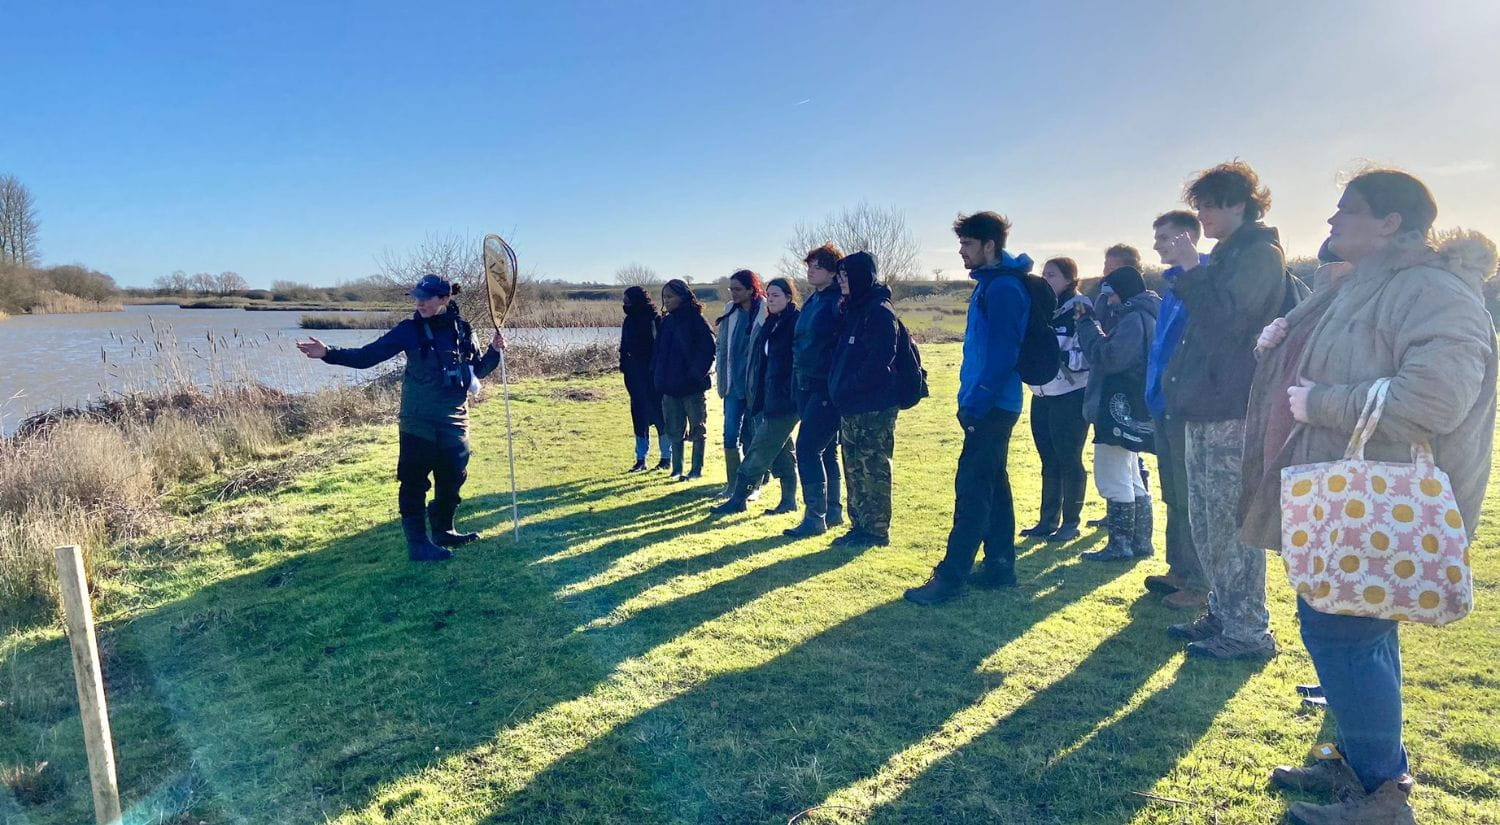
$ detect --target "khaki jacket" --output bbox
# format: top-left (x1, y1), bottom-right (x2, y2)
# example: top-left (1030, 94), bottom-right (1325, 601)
top-left (1239, 234), bottom-right (1498, 549)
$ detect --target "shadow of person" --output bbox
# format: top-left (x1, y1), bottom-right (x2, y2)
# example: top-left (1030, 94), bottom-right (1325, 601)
top-left (480, 555), bottom-right (1146, 824)
top-left (862, 600), bottom-right (1265, 824)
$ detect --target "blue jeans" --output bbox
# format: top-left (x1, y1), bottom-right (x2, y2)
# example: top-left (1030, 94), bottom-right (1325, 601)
top-left (1297, 597), bottom-right (1409, 792)
top-left (723, 394), bottom-right (752, 455)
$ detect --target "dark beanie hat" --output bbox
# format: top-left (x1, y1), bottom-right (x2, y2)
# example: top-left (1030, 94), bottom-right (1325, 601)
top-left (1102, 266), bottom-right (1146, 302)
top-left (838, 251), bottom-right (878, 297)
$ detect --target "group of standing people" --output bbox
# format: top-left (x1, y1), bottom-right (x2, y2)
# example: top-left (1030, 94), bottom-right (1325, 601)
top-left (619, 250), bottom-right (905, 545)
top-left (613, 161), bottom-right (1495, 825)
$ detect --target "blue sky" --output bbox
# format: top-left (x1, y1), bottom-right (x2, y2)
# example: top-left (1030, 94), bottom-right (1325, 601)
top-left (3, 0), bottom-right (1497, 287)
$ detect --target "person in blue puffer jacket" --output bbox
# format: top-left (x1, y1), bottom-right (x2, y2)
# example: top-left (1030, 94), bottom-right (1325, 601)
top-left (906, 211), bottom-right (1031, 606)
top-left (1142, 210), bottom-right (1212, 607)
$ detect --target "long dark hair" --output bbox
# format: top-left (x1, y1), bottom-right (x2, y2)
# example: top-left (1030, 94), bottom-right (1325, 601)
top-left (623, 285), bottom-right (658, 315)
top-left (662, 279), bottom-right (700, 311)
top-left (765, 277), bottom-right (800, 307)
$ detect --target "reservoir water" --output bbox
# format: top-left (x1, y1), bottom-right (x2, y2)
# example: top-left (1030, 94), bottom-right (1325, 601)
top-left (0, 305), bottom-right (612, 434)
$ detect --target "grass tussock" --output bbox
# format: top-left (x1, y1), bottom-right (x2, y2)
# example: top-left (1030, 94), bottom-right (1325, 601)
top-left (0, 380), bottom-right (400, 624)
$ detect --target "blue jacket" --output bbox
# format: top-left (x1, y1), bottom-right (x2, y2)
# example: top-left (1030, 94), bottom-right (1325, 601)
top-left (958, 251), bottom-right (1032, 418)
top-left (1145, 253), bottom-right (1210, 420)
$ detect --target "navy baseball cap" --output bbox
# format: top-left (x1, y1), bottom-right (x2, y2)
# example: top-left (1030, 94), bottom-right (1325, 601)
top-left (409, 274), bottom-right (452, 299)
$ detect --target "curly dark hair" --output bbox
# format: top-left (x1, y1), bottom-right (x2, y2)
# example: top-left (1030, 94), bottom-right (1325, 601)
top-left (662, 279), bottom-right (700, 310)
top-left (728, 269), bottom-right (766, 298)
top-left (803, 243), bottom-right (844, 272)
top-left (1184, 161), bottom-right (1272, 222)
top-left (952, 211), bottom-right (1011, 249)
top-left (623, 285), bottom-right (658, 314)
top-left (1104, 244), bottom-right (1142, 270)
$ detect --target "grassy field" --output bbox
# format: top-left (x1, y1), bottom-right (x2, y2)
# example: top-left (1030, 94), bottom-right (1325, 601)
top-left (2, 342), bottom-right (1497, 824)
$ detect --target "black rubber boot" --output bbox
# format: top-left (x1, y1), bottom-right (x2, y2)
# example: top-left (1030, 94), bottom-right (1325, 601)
top-left (765, 465), bottom-right (798, 515)
top-left (685, 438), bottom-right (705, 480)
top-left (825, 501), bottom-right (845, 526)
top-left (710, 488), bottom-right (749, 515)
top-left (1132, 494), bottom-right (1154, 557)
top-left (403, 514), bottom-right (453, 562)
top-left (668, 438), bottom-right (685, 479)
top-left (1082, 500), bottom-right (1136, 561)
top-left (428, 501), bottom-right (478, 548)
top-left (1020, 473), bottom-right (1061, 537)
top-left (784, 514), bottom-right (827, 537)
top-left (720, 449), bottom-right (741, 498)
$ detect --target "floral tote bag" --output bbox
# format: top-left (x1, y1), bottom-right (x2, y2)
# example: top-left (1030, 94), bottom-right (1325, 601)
top-left (1280, 378), bottom-right (1473, 625)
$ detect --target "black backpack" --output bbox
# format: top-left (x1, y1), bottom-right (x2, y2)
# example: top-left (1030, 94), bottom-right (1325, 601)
top-left (978, 270), bottom-right (1060, 385)
top-left (892, 318), bottom-right (929, 410)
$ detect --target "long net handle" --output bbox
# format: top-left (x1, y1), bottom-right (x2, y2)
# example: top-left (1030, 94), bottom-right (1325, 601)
top-left (500, 346), bottom-right (519, 539)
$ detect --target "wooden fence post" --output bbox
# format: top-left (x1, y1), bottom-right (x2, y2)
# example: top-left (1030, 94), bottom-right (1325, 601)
top-left (54, 545), bottom-right (123, 825)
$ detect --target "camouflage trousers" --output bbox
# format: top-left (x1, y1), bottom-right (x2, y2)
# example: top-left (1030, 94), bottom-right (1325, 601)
top-left (1184, 419), bottom-right (1271, 643)
top-left (840, 407), bottom-right (898, 539)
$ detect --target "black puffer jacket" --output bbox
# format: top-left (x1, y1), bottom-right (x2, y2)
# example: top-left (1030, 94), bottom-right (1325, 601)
top-left (651, 303), bottom-right (715, 397)
top-left (746, 304), bottom-right (800, 417)
top-left (829, 284), bottom-right (901, 415)
top-left (620, 308), bottom-right (659, 380)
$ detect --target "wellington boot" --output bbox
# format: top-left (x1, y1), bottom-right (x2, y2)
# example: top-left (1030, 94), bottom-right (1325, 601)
top-left (783, 514), bottom-right (827, 537)
top-left (720, 449), bottom-right (741, 497)
top-left (765, 470), bottom-right (798, 515)
top-left (825, 502), bottom-right (845, 527)
top-left (685, 438), bottom-right (705, 480)
top-left (1082, 500), bottom-right (1137, 561)
top-left (1132, 494), bottom-right (1155, 557)
top-left (427, 502), bottom-right (478, 548)
top-left (403, 515), bottom-right (452, 562)
top-left (1020, 473), bottom-right (1061, 537)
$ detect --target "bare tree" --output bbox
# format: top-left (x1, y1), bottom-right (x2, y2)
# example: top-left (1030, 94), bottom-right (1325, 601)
top-left (777, 202), bottom-right (920, 284)
top-left (189, 272), bottom-right (216, 294)
top-left (0, 174), bottom-right (41, 266)
top-left (614, 263), bottom-right (661, 288)
top-left (214, 271), bottom-right (248, 294)
top-left (374, 231), bottom-right (487, 319)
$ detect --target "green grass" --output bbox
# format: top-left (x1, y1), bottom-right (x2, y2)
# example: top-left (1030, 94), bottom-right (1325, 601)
top-left (3, 342), bottom-right (1499, 824)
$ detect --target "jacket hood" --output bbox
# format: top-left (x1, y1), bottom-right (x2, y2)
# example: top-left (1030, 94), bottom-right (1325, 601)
top-left (847, 282), bottom-right (893, 309)
top-left (1355, 230), bottom-right (1497, 296)
top-left (1220, 222), bottom-right (1282, 255)
top-left (972, 250), bottom-right (1034, 279)
top-left (1435, 229), bottom-right (1498, 292)
top-left (1120, 290), bottom-right (1161, 319)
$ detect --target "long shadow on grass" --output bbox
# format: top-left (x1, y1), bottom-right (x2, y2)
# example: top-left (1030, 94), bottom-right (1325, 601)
top-left (0, 471), bottom-right (868, 823)
top-left (864, 602), bottom-right (1263, 824)
top-left (483, 554), bottom-right (1145, 824)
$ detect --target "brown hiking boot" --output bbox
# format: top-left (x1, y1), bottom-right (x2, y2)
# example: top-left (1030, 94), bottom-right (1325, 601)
top-left (1161, 587), bottom-right (1208, 610)
top-left (1270, 752), bottom-right (1364, 798)
top-left (1285, 779), bottom-right (1415, 824)
top-left (1272, 751), bottom-right (1415, 799)
top-left (1144, 572), bottom-right (1187, 594)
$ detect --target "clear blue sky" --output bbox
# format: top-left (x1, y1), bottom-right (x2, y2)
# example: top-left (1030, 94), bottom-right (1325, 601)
top-left (3, 0), bottom-right (1497, 288)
